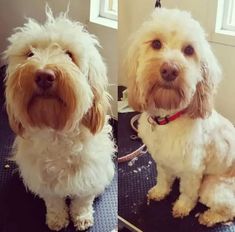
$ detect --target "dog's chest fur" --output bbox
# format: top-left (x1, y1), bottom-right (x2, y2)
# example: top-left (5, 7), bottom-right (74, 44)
top-left (138, 113), bottom-right (207, 175)
top-left (14, 126), bottom-right (115, 197)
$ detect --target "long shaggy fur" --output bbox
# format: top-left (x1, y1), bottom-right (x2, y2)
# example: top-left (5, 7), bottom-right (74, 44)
top-left (4, 6), bottom-right (115, 231)
top-left (127, 8), bottom-right (235, 226)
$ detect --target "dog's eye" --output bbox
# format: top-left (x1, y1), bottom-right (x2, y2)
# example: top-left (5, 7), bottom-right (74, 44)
top-left (27, 51), bottom-right (34, 57)
top-left (151, 39), bottom-right (162, 50)
top-left (184, 45), bottom-right (194, 56)
top-left (65, 51), bottom-right (73, 59)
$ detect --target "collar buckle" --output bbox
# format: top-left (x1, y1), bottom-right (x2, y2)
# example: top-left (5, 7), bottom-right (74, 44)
top-left (148, 109), bottom-right (186, 126)
top-left (164, 115), bottom-right (170, 124)
top-left (155, 115), bottom-right (169, 125)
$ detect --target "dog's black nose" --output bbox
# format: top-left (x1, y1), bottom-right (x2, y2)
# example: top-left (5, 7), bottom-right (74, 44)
top-left (160, 62), bottom-right (179, 82)
top-left (35, 69), bottom-right (56, 90)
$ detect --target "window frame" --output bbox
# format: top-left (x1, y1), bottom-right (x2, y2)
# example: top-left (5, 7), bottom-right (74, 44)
top-left (90, 0), bottom-right (118, 29)
top-left (222, 0), bottom-right (235, 31)
top-left (206, 0), bottom-right (235, 47)
top-left (100, 0), bottom-right (118, 21)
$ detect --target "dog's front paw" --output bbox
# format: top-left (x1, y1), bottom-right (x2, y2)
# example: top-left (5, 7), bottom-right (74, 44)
top-left (46, 208), bottom-right (69, 231)
top-left (147, 185), bottom-right (170, 201)
top-left (172, 195), bottom-right (195, 218)
top-left (199, 210), bottom-right (232, 227)
top-left (72, 210), bottom-right (94, 231)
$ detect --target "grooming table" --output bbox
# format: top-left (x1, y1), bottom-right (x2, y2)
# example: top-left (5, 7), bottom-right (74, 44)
top-left (0, 66), bottom-right (117, 232)
top-left (118, 86), bottom-right (235, 232)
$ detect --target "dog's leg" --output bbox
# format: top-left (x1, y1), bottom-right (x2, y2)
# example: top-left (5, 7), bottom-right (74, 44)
top-left (199, 209), bottom-right (233, 227)
top-left (148, 165), bottom-right (175, 201)
top-left (70, 195), bottom-right (95, 231)
top-left (173, 173), bottom-right (201, 218)
top-left (198, 175), bottom-right (235, 226)
top-left (43, 196), bottom-right (69, 231)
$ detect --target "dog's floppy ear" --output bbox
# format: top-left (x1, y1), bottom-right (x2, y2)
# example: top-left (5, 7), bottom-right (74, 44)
top-left (5, 73), bottom-right (24, 135)
top-left (186, 43), bottom-right (221, 119)
top-left (82, 49), bottom-right (109, 134)
top-left (126, 41), bottom-right (143, 112)
top-left (6, 105), bottom-right (24, 135)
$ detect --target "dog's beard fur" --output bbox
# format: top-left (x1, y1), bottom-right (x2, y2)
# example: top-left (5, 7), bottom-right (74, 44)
top-left (6, 62), bottom-right (78, 131)
top-left (147, 83), bottom-right (188, 110)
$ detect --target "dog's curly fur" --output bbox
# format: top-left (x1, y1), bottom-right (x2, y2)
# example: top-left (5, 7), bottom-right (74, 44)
top-left (4, 7), bottom-right (115, 231)
top-left (127, 8), bottom-right (235, 226)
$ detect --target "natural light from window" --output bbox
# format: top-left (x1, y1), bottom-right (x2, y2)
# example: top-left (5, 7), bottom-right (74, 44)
top-left (100, 0), bottom-right (118, 21)
top-left (216, 0), bottom-right (235, 36)
top-left (222, 0), bottom-right (235, 31)
top-left (90, 0), bottom-right (118, 29)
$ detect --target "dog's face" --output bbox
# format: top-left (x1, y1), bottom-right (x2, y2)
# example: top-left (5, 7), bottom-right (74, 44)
top-left (127, 8), bottom-right (221, 117)
top-left (4, 8), bottom-right (109, 135)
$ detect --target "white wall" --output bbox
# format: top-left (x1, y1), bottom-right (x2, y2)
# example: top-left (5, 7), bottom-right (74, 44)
top-left (119, 0), bottom-right (235, 123)
top-left (0, 0), bottom-right (117, 117)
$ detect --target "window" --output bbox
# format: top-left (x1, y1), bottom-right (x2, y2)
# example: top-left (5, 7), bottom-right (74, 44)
top-left (206, 0), bottom-right (235, 46)
top-left (215, 0), bottom-right (235, 36)
top-left (222, 0), bottom-right (235, 31)
top-left (100, 0), bottom-right (118, 21)
top-left (90, 0), bottom-right (118, 29)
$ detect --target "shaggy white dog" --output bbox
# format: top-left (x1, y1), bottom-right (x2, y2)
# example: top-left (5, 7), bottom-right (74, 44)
top-left (4, 7), bottom-right (115, 231)
top-left (127, 8), bottom-right (235, 226)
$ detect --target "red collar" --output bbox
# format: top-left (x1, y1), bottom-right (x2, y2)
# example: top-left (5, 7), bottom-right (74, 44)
top-left (148, 110), bottom-right (185, 126)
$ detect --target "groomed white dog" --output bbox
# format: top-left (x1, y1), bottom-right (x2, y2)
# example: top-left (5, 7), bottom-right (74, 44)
top-left (127, 8), bottom-right (235, 226)
top-left (4, 7), bottom-right (115, 231)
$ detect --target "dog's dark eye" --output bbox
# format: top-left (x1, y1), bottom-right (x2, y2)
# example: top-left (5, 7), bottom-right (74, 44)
top-left (151, 39), bottom-right (162, 50)
top-left (66, 51), bottom-right (73, 59)
top-left (184, 45), bottom-right (194, 56)
top-left (27, 51), bottom-right (34, 57)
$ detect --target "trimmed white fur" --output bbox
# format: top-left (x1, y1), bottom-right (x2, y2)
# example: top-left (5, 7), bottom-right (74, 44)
top-left (127, 8), bottom-right (235, 226)
top-left (4, 7), bottom-right (115, 231)
top-left (139, 111), bottom-right (235, 225)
